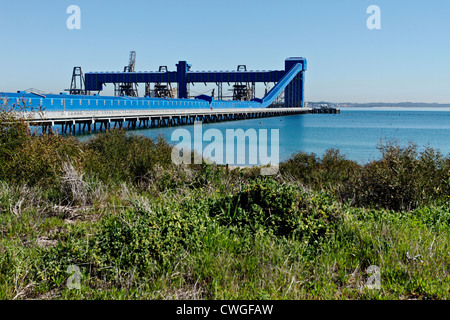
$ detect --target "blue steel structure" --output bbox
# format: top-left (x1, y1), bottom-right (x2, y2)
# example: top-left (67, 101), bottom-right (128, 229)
top-left (1, 57), bottom-right (306, 111)
top-left (84, 57), bottom-right (306, 107)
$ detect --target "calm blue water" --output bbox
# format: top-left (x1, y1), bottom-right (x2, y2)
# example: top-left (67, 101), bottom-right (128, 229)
top-left (79, 107), bottom-right (450, 165)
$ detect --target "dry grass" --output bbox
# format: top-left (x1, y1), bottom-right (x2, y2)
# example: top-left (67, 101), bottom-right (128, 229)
top-left (60, 161), bottom-right (91, 207)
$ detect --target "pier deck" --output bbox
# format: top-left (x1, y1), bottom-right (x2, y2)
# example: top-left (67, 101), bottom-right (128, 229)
top-left (26, 107), bottom-right (312, 134)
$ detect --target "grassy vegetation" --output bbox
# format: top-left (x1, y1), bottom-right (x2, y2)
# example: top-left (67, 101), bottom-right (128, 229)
top-left (1, 110), bottom-right (450, 300)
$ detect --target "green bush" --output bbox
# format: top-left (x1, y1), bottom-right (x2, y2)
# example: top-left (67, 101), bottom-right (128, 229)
top-left (210, 177), bottom-right (336, 241)
top-left (92, 204), bottom-right (207, 272)
top-left (280, 144), bottom-right (450, 212)
top-left (412, 205), bottom-right (450, 230)
top-left (7, 134), bottom-right (85, 188)
top-left (1, 105), bottom-right (86, 188)
top-left (280, 149), bottom-right (359, 193)
top-left (40, 200), bottom-right (209, 283)
top-left (280, 151), bottom-right (319, 186)
top-left (319, 149), bottom-right (359, 189)
top-left (85, 130), bottom-right (173, 185)
top-left (344, 143), bottom-right (450, 211)
top-left (0, 116), bottom-right (29, 173)
top-left (193, 163), bottom-right (225, 188)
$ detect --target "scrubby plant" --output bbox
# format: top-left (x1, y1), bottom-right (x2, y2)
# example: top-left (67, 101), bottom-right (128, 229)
top-left (39, 198), bottom-right (210, 287)
top-left (0, 104), bottom-right (85, 188)
top-left (85, 129), bottom-right (174, 186)
top-left (280, 149), bottom-right (359, 193)
top-left (209, 177), bottom-right (337, 242)
top-left (6, 134), bottom-right (85, 188)
top-left (279, 151), bottom-right (319, 186)
top-left (280, 143), bottom-right (450, 212)
top-left (344, 142), bottom-right (450, 211)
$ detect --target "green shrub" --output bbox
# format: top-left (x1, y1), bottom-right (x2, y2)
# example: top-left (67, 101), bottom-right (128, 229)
top-left (40, 200), bottom-right (209, 284)
top-left (318, 149), bottom-right (359, 189)
top-left (210, 177), bottom-right (336, 242)
top-left (92, 205), bottom-right (206, 272)
top-left (280, 151), bottom-right (319, 186)
top-left (85, 130), bottom-right (173, 185)
top-left (3, 133), bottom-right (84, 188)
top-left (412, 205), bottom-right (450, 230)
top-left (193, 163), bottom-right (225, 188)
top-left (280, 149), bottom-right (359, 193)
top-left (344, 142), bottom-right (450, 211)
top-left (0, 117), bottom-right (28, 171)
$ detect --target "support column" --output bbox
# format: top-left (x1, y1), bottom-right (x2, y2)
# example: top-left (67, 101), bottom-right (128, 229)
top-left (176, 61), bottom-right (190, 99)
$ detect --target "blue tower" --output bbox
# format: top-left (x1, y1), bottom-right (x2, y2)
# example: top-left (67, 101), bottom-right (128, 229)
top-left (284, 57), bottom-right (307, 108)
top-left (176, 61), bottom-right (191, 99)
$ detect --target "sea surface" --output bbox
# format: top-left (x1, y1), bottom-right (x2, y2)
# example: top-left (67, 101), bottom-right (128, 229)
top-left (79, 107), bottom-right (450, 165)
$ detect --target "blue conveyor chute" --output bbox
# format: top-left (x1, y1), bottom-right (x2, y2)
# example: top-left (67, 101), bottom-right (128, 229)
top-left (260, 63), bottom-right (303, 108)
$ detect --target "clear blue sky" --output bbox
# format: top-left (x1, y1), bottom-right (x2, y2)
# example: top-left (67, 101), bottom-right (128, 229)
top-left (1, 0), bottom-right (449, 103)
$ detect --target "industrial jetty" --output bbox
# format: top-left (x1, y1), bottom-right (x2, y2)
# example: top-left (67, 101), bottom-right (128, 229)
top-left (1, 53), bottom-right (339, 134)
